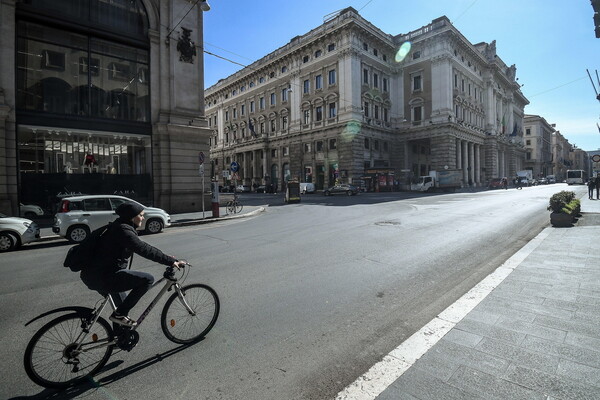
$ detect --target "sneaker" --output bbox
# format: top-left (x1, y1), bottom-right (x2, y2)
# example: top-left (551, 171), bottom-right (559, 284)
top-left (109, 313), bottom-right (137, 327)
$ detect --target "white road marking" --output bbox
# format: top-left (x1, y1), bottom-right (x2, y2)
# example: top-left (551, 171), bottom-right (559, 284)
top-left (335, 227), bottom-right (552, 400)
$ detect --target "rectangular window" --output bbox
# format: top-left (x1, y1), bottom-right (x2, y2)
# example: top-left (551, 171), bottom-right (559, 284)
top-left (373, 73), bottom-right (378, 88)
top-left (225, 111), bottom-right (229, 121)
top-left (233, 108), bottom-right (237, 119)
top-left (250, 101), bottom-right (255, 113)
top-left (328, 43), bottom-right (335, 51)
top-left (384, 108), bottom-right (388, 122)
top-left (316, 141), bottom-right (323, 152)
top-left (259, 97), bottom-right (265, 109)
top-left (329, 139), bottom-right (337, 150)
top-left (413, 106), bottom-right (422, 121)
top-left (526, 128), bottom-right (531, 135)
top-left (328, 69), bottom-right (336, 85)
top-left (315, 106), bottom-right (323, 121)
top-left (281, 88), bottom-right (288, 102)
top-left (241, 104), bottom-right (245, 115)
top-left (282, 116), bottom-right (288, 130)
top-left (270, 120), bottom-right (275, 132)
top-left (328, 102), bottom-right (336, 118)
top-left (383, 78), bottom-right (388, 92)
top-left (374, 105), bottom-right (379, 119)
top-left (413, 75), bottom-right (422, 91)
top-left (270, 93), bottom-right (276, 106)
top-left (304, 143), bottom-right (312, 153)
top-left (260, 122), bottom-right (265, 133)
top-left (315, 75), bottom-right (322, 90)
top-left (303, 79), bottom-right (310, 94)
top-left (364, 102), bottom-right (369, 118)
top-left (283, 146), bottom-right (289, 156)
top-left (303, 109), bottom-right (310, 124)
top-left (363, 69), bottom-right (369, 84)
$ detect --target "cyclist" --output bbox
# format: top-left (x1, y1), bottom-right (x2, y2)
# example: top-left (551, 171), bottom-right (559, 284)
top-left (514, 176), bottom-right (523, 189)
top-left (80, 202), bottom-right (186, 327)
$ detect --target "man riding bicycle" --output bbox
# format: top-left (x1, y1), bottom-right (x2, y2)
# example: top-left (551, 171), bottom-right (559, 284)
top-left (80, 202), bottom-right (186, 327)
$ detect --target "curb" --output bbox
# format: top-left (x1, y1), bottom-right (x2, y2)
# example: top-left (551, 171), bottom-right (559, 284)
top-left (36, 206), bottom-right (266, 243)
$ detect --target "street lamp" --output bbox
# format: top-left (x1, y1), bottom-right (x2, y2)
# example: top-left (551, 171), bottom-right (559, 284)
top-left (200, 0), bottom-right (211, 12)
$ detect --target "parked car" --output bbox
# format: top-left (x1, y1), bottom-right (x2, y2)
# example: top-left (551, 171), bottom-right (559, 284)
top-left (255, 185), bottom-right (266, 193)
top-left (0, 213), bottom-right (40, 251)
top-left (546, 175), bottom-right (556, 184)
top-left (19, 203), bottom-right (44, 218)
top-left (53, 195), bottom-right (171, 243)
top-left (537, 177), bottom-right (548, 185)
top-left (236, 185), bottom-right (251, 192)
top-left (300, 182), bottom-right (315, 194)
top-left (487, 178), bottom-right (504, 189)
top-left (323, 184), bottom-right (359, 196)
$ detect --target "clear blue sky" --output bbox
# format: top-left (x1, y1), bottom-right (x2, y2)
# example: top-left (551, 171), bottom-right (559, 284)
top-left (202, 0), bottom-right (600, 150)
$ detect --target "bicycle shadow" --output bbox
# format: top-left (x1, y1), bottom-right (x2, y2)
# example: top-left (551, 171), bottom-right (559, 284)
top-left (10, 342), bottom-right (198, 400)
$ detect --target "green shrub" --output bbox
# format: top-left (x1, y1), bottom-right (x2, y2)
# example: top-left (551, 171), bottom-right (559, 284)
top-left (548, 191), bottom-right (576, 213)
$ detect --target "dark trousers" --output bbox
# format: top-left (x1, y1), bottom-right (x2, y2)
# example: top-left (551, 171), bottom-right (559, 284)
top-left (101, 270), bottom-right (154, 316)
top-left (589, 187), bottom-right (594, 199)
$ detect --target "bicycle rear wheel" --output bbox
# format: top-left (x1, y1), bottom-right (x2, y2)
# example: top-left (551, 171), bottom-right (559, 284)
top-left (24, 313), bottom-right (114, 388)
top-left (161, 284), bottom-right (220, 344)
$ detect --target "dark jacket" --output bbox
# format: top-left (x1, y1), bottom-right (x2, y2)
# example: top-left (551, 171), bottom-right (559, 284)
top-left (81, 218), bottom-right (176, 286)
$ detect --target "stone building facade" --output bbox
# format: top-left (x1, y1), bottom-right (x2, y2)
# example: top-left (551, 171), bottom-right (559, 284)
top-left (0, 0), bottom-right (212, 218)
top-left (523, 114), bottom-right (555, 178)
top-left (205, 8), bottom-right (529, 192)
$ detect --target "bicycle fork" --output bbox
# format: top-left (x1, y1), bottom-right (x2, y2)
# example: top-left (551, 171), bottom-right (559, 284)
top-left (174, 284), bottom-right (196, 316)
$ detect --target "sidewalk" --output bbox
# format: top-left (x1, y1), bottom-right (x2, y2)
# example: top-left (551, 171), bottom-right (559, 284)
top-left (339, 194), bottom-right (600, 400)
top-left (38, 205), bottom-right (266, 242)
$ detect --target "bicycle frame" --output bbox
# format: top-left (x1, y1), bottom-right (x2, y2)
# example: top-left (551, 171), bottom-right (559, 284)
top-left (75, 270), bottom-right (194, 349)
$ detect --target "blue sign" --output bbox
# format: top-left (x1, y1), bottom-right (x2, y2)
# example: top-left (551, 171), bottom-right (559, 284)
top-left (230, 161), bottom-right (239, 172)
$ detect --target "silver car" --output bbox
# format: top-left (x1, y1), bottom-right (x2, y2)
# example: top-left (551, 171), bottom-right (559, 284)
top-left (53, 195), bottom-right (171, 243)
top-left (0, 213), bottom-right (40, 251)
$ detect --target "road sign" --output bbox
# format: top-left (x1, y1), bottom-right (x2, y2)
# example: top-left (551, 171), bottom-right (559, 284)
top-left (198, 164), bottom-right (204, 176)
top-left (230, 161), bottom-right (239, 172)
top-left (198, 152), bottom-right (205, 165)
top-left (592, 154), bottom-right (600, 163)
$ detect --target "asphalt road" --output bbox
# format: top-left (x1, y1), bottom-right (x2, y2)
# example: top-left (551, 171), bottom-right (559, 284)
top-left (2, 184), bottom-right (585, 400)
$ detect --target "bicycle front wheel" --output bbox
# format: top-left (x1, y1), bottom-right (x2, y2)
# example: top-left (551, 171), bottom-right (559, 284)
top-left (226, 201), bottom-right (234, 214)
top-left (161, 284), bottom-right (220, 344)
top-left (233, 201), bottom-right (243, 213)
top-left (24, 313), bottom-right (114, 388)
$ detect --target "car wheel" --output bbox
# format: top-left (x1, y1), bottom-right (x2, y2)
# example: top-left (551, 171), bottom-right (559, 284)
top-left (0, 232), bottom-right (16, 252)
top-left (346, 191), bottom-right (352, 196)
top-left (145, 218), bottom-right (164, 234)
top-left (66, 225), bottom-right (90, 243)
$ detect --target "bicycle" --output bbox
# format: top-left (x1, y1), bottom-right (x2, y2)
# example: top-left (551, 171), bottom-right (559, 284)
top-left (226, 197), bottom-right (243, 214)
top-left (23, 262), bottom-right (219, 389)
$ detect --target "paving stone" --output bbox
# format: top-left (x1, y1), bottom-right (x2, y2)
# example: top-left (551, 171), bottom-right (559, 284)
top-left (494, 318), bottom-right (567, 343)
top-left (576, 294), bottom-right (600, 306)
top-left (473, 337), bottom-right (559, 374)
top-left (533, 314), bottom-right (600, 339)
top-left (448, 365), bottom-right (546, 400)
top-left (442, 328), bottom-right (483, 348)
top-left (542, 297), bottom-right (580, 312)
top-left (489, 290), bottom-right (545, 305)
top-left (565, 332), bottom-right (600, 353)
top-left (461, 309), bottom-right (502, 325)
top-left (503, 364), bottom-right (600, 400)
top-left (520, 335), bottom-right (600, 369)
top-left (456, 318), bottom-right (526, 345)
top-left (557, 359), bottom-right (600, 386)
top-left (384, 364), bottom-right (482, 400)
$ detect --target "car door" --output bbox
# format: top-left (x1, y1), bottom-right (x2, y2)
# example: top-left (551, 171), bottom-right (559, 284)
top-left (82, 197), bottom-right (117, 231)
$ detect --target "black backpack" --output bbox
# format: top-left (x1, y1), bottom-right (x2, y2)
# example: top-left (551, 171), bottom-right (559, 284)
top-left (63, 224), bottom-right (110, 272)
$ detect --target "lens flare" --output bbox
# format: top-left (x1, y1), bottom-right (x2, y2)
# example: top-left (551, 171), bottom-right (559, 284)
top-left (395, 42), bottom-right (411, 63)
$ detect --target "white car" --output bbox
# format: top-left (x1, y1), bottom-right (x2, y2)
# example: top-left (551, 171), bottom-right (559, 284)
top-left (52, 195), bottom-right (171, 243)
top-left (20, 203), bottom-right (45, 218)
top-left (299, 182), bottom-right (315, 194)
top-left (0, 213), bottom-right (40, 251)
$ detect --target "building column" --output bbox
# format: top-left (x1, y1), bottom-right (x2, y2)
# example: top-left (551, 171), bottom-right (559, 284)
top-left (456, 138), bottom-right (462, 171)
top-left (468, 142), bottom-right (475, 185)
top-left (462, 140), bottom-right (468, 184)
top-left (475, 144), bottom-right (481, 185)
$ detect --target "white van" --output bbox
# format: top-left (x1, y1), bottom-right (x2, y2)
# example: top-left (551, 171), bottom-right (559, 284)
top-left (299, 183), bottom-right (315, 194)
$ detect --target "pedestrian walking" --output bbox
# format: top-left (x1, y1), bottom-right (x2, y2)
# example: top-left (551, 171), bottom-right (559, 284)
top-left (596, 176), bottom-right (600, 200)
top-left (588, 178), bottom-right (596, 199)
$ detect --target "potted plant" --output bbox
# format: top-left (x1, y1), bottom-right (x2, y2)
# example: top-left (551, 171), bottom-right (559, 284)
top-left (547, 190), bottom-right (579, 227)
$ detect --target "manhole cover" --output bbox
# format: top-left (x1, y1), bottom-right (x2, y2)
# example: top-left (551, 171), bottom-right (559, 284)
top-left (375, 220), bottom-right (401, 226)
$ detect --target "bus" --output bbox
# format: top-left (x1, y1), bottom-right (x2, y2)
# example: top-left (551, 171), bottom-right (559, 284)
top-left (566, 169), bottom-right (587, 185)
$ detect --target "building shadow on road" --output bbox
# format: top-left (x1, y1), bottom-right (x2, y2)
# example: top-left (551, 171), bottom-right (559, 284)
top-left (9, 342), bottom-right (197, 400)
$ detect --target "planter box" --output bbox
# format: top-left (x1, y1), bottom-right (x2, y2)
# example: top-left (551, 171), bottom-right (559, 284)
top-left (550, 212), bottom-right (573, 227)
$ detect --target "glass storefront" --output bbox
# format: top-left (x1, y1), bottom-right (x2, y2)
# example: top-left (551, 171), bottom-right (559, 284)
top-left (16, 21), bottom-right (149, 122)
top-left (18, 125), bottom-right (152, 215)
top-left (14, 0), bottom-right (152, 218)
